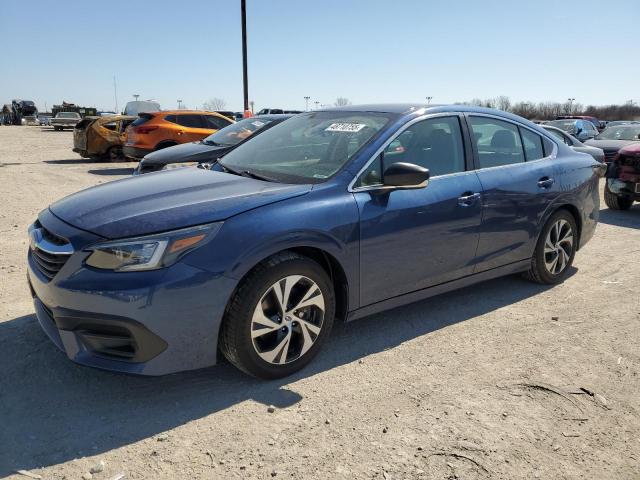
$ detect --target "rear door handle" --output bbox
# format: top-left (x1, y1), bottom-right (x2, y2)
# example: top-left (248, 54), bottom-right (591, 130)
top-left (537, 177), bottom-right (555, 189)
top-left (457, 192), bottom-right (481, 207)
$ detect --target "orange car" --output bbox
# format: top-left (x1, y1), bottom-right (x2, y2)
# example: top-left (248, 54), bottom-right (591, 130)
top-left (123, 110), bottom-right (234, 160)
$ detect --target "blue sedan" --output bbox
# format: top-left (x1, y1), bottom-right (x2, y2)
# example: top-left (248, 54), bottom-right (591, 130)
top-left (27, 104), bottom-right (603, 378)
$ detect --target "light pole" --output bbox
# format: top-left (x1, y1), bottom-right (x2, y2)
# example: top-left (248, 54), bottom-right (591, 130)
top-left (314, 101), bottom-right (320, 110)
top-left (241, 0), bottom-right (249, 113)
top-left (133, 94), bottom-right (140, 102)
top-left (177, 99), bottom-right (183, 110)
top-left (304, 96), bottom-right (310, 111)
top-left (426, 96), bottom-right (433, 104)
top-left (567, 97), bottom-right (575, 114)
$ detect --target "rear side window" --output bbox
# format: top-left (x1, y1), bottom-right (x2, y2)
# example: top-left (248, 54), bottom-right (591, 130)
top-left (203, 115), bottom-right (232, 130)
top-left (175, 114), bottom-right (205, 128)
top-left (519, 127), bottom-right (545, 161)
top-left (469, 117), bottom-right (524, 168)
top-left (101, 122), bottom-right (117, 131)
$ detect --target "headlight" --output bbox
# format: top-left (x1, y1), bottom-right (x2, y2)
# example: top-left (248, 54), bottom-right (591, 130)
top-left (84, 223), bottom-right (222, 271)
top-left (162, 162), bottom-right (199, 171)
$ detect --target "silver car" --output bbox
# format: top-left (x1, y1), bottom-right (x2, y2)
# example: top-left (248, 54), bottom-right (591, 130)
top-left (543, 125), bottom-right (605, 162)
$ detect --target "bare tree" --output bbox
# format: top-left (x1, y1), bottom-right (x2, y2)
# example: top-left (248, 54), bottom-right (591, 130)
top-left (334, 97), bottom-right (351, 107)
top-left (495, 96), bottom-right (511, 112)
top-left (202, 98), bottom-right (227, 111)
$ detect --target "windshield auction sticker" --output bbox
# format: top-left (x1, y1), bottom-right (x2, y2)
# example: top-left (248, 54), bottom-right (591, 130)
top-left (325, 123), bottom-right (366, 133)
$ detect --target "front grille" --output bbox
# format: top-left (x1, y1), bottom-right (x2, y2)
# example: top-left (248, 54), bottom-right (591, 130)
top-left (29, 222), bottom-right (73, 281)
top-left (604, 149), bottom-right (619, 162)
top-left (31, 246), bottom-right (69, 280)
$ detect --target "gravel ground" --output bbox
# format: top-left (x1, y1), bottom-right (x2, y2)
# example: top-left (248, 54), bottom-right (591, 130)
top-left (1, 126), bottom-right (639, 480)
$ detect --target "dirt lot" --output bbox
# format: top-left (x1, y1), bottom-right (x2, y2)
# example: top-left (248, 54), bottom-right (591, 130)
top-left (0, 126), bottom-right (639, 480)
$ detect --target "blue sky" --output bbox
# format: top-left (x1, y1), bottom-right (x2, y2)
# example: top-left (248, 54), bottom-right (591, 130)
top-left (1, 0), bottom-right (638, 113)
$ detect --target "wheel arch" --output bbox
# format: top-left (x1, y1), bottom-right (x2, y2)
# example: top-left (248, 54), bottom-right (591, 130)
top-left (223, 244), bottom-right (351, 326)
top-left (537, 199), bottom-right (584, 251)
top-left (154, 140), bottom-right (178, 150)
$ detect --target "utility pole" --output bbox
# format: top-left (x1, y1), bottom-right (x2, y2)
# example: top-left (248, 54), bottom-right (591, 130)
top-left (113, 76), bottom-right (119, 113)
top-left (426, 96), bottom-right (432, 104)
top-left (304, 96), bottom-right (310, 111)
top-left (241, 0), bottom-right (249, 112)
top-left (177, 100), bottom-right (183, 110)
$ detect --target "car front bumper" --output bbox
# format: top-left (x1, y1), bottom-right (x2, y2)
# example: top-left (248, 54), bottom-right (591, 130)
top-left (27, 210), bottom-right (237, 376)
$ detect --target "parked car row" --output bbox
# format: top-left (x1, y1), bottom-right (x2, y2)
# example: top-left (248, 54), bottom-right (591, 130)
top-left (133, 114), bottom-right (292, 174)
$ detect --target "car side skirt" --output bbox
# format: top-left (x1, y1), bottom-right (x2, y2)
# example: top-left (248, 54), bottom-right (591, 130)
top-left (347, 259), bottom-right (530, 322)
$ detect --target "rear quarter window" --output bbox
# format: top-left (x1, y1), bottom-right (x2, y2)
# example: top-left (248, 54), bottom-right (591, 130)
top-left (519, 127), bottom-right (545, 161)
top-left (131, 114), bottom-right (154, 127)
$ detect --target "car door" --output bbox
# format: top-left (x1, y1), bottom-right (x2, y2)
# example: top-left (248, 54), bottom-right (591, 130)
top-left (354, 115), bottom-right (484, 306)
top-left (468, 114), bottom-right (560, 272)
top-left (175, 114), bottom-right (213, 143)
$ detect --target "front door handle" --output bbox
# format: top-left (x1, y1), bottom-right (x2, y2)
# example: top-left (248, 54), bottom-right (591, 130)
top-left (537, 177), bottom-right (555, 189)
top-left (457, 192), bottom-right (481, 207)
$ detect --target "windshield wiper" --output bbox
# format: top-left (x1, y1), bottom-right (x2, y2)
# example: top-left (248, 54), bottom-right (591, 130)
top-left (218, 163), bottom-right (277, 182)
top-left (239, 170), bottom-right (277, 182)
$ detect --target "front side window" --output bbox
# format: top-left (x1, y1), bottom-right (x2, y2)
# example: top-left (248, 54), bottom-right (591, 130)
top-left (384, 116), bottom-right (465, 176)
top-left (355, 116), bottom-right (466, 188)
top-left (469, 117), bottom-right (524, 168)
top-left (520, 127), bottom-right (545, 161)
top-left (219, 111), bottom-right (393, 184)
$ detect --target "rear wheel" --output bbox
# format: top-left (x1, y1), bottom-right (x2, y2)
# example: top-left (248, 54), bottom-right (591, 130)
top-left (219, 252), bottom-right (335, 379)
top-left (604, 184), bottom-right (633, 210)
top-left (106, 146), bottom-right (122, 162)
top-left (524, 210), bottom-right (577, 284)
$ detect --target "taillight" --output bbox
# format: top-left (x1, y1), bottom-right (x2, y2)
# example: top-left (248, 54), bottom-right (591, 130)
top-left (136, 125), bottom-right (159, 134)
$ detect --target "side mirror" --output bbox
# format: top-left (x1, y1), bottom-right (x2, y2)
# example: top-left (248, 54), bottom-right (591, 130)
top-left (383, 162), bottom-right (430, 189)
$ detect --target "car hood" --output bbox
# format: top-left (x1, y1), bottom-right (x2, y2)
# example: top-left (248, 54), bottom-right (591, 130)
top-left (142, 141), bottom-right (230, 166)
top-left (50, 168), bottom-right (311, 239)
top-left (584, 139), bottom-right (638, 149)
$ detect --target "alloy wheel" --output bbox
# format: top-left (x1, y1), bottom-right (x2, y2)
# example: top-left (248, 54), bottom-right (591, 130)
top-left (251, 275), bottom-right (325, 365)
top-left (543, 219), bottom-right (574, 275)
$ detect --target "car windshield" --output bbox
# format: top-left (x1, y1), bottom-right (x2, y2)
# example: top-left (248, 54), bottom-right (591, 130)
top-left (219, 111), bottom-right (393, 184)
top-left (58, 112), bottom-right (79, 118)
top-left (595, 126), bottom-right (640, 141)
top-left (203, 117), bottom-right (275, 146)
top-left (547, 120), bottom-right (577, 132)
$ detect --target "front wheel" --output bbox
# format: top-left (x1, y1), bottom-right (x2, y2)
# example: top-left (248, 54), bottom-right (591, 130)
top-left (219, 252), bottom-right (335, 379)
top-left (524, 210), bottom-right (577, 284)
top-left (604, 184), bottom-right (633, 210)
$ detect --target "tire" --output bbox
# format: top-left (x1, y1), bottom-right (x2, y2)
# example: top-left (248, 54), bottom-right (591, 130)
top-left (106, 146), bottom-right (122, 162)
top-left (523, 209), bottom-right (577, 285)
top-left (604, 184), bottom-right (633, 210)
top-left (219, 252), bottom-right (335, 379)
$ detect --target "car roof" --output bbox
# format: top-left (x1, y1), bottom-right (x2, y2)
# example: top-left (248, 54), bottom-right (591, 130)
top-left (246, 114), bottom-right (293, 121)
top-left (322, 103), bottom-right (543, 124)
top-left (160, 110), bottom-right (226, 115)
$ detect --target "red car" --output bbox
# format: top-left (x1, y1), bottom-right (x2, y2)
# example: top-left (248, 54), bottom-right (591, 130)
top-left (605, 143), bottom-right (640, 210)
